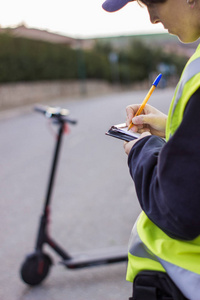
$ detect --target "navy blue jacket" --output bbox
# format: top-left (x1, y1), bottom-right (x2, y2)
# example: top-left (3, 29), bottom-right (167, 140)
top-left (128, 88), bottom-right (200, 240)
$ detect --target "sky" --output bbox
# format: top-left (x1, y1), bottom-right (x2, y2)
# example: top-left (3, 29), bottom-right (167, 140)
top-left (0, 0), bottom-right (167, 38)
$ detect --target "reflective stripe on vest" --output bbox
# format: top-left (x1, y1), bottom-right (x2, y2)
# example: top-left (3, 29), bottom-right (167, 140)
top-left (171, 57), bottom-right (200, 119)
top-left (166, 45), bottom-right (200, 140)
top-left (128, 212), bottom-right (200, 300)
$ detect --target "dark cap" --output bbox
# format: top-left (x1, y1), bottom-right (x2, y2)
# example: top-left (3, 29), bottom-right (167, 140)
top-left (102, 0), bottom-right (134, 12)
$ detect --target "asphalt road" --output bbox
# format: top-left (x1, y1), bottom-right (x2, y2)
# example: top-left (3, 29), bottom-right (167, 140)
top-left (0, 88), bottom-right (174, 300)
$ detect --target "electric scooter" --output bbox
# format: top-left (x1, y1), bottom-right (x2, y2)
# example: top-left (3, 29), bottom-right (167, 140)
top-left (20, 105), bottom-right (128, 286)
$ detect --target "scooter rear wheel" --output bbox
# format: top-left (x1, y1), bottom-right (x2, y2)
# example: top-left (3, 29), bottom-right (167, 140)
top-left (20, 252), bottom-right (52, 286)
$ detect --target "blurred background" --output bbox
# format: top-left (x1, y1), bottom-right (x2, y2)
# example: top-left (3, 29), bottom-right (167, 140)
top-left (0, 1), bottom-right (198, 299)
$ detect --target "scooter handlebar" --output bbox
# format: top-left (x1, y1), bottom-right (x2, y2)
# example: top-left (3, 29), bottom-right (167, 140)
top-left (34, 105), bottom-right (77, 125)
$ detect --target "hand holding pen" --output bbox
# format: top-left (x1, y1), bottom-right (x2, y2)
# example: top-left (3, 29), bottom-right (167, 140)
top-left (126, 74), bottom-right (167, 138)
top-left (127, 74), bottom-right (162, 131)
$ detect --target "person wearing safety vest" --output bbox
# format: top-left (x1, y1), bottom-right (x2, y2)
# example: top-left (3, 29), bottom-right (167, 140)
top-left (102, 0), bottom-right (200, 299)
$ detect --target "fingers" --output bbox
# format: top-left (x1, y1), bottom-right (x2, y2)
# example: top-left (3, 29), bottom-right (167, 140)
top-left (126, 104), bottom-right (158, 132)
top-left (129, 124), bottom-right (150, 134)
top-left (126, 105), bottom-right (140, 122)
top-left (132, 114), bottom-right (155, 127)
top-left (123, 131), bottom-right (151, 155)
top-left (128, 115), bottom-right (146, 133)
top-left (125, 104), bottom-right (167, 138)
top-left (126, 105), bottom-right (141, 131)
top-left (123, 140), bottom-right (136, 155)
top-left (131, 115), bottom-right (144, 125)
top-left (137, 127), bottom-right (150, 134)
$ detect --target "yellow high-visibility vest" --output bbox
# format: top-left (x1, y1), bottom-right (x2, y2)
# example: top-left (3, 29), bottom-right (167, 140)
top-left (126, 44), bottom-right (200, 300)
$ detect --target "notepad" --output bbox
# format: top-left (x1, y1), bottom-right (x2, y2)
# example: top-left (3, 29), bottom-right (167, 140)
top-left (106, 123), bottom-right (140, 142)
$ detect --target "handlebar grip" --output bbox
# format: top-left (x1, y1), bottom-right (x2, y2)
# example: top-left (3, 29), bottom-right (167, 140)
top-left (34, 105), bottom-right (47, 115)
top-left (34, 105), bottom-right (77, 125)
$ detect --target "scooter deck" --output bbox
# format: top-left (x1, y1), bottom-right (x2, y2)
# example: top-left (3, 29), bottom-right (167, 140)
top-left (61, 246), bottom-right (128, 269)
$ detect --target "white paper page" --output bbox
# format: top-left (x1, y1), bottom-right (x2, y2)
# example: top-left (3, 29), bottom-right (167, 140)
top-left (113, 123), bottom-right (141, 139)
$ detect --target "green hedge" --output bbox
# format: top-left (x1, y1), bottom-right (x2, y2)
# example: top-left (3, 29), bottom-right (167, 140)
top-left (0, 33), bottom-right (187, 84)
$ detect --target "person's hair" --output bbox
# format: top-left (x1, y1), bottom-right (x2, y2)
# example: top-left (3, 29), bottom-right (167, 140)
top-left (137, 0), bottom-right (166, 5)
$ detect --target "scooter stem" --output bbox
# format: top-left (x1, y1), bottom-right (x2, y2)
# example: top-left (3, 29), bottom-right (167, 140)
top-left (44, 122), bottom-right (65, 211)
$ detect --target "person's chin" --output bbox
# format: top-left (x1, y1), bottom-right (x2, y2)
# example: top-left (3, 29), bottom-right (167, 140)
top-left (167, 31), bottom-right (188, 44)
top-left (166, 29), bottom-right (180, 40)
top-left (176, 33), bottom-right (199, 44)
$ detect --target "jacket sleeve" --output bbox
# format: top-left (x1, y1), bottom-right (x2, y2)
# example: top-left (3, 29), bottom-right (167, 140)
top-left (128, 88), bottom-right (200, 240)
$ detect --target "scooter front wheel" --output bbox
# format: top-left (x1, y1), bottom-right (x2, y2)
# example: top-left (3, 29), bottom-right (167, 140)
top-left (20, 252), bottom-right (52, 286)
